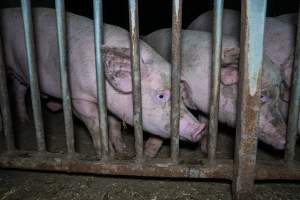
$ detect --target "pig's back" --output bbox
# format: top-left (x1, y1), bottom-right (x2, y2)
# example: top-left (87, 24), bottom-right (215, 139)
top-left (0, 8), bottom-right (119, 100)
top-left (1, 8), bottom-right (69, 98)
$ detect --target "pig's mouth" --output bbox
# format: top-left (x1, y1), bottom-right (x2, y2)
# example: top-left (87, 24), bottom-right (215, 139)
top-left (260, 130), bottom-right (286, 150)
top-left (190, 123), bottom-right (207, 142)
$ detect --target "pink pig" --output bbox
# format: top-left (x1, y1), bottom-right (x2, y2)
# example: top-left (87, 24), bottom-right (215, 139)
top-left (188, 9), bottom-right (296, 101)
top-left (0, 8), bottom-right (206, 155)
top-left (144, 29), bottom-right (287, 150)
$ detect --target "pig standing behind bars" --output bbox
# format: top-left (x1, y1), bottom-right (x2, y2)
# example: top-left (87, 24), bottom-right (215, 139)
top-left (144, 29), bottom-right (287, 150)
top-left (187, 9), bottom-right (297, 102)
top-left (188, 9), bottom-right (300, 135)
top-left (0, 8), bottom-right (206, 155)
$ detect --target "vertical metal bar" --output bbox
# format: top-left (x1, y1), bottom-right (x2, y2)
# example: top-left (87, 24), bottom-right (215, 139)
top-left (21, 0), bottom-right (46, 152)
top-left (170, 0), bottom-right (183, 163)
top-left (232, 1), bottom-right (266, 199)
top-left (128, 0), bottom-right (143, 161)
top-left (93, 0), bottom-right (109, 160)
top-left (285, 5), bottom-right (300, 162)
top-left (208, 0), bottom-right (224, 162)
top-left (55, 0), bottom-right (75, 154)
top-left (0, 37), bottom-right (15, 151)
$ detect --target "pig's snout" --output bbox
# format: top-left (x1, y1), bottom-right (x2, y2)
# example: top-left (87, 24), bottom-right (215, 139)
top-left (260, 107), bottom-right (287, 150)
top-left (191, 124), bottom-right (207, 142)
top-left (270, 116), bottom-right (287, 150)
top-left (179, 112), bottom-right (207, 142)
top-left (270, 112), bottom-right (287, 150)
top-left (274, 137), bottom-right (286, 150)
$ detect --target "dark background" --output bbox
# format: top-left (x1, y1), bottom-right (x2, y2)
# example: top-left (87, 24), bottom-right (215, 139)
top-left (0, 0), bottom-right (298, 35)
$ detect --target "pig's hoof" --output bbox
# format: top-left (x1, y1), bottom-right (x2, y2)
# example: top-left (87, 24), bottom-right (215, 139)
top-left (144, 137), bottom-right (164, 158)
top-left (111, 137), bottom-right (133, 159)
top-left (200, 136), bottom-right (208, 155)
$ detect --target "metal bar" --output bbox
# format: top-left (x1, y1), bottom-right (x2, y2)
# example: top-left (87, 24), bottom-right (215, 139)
top-left (21, 0), bottom-right (46, 152)
top-left (128, 0), bottom-right (143, 162)
top-left (93, 0), bottom-right (109, 160)
top-left (232, 1), bottom-right (267, 200)
top-left (170, 0), bottom-right (183, 163)
top-left (208, 0), bottom-right (224, 162)
top-left (0, 37), bottom-right (15, 151)
top-left (1, 152), bottom-right (300, 181)
top-left (55, 0), bottom-right (75, 154)
top-left (255, 161), bottom-right (300, 180)
top-left (284, 5), bottom-right (300, 162)
top-left (0, 151), bottom-right (232, 180)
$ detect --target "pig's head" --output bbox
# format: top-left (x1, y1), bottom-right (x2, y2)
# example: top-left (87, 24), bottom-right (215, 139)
top-left (258, 88), bottom-right (287, 149)
top-left (221, 53), bottom-right (287, 150)
top-left (258, 57), bottom-right (287, 149)
top-left (102, 45), bottom-right (206, 142)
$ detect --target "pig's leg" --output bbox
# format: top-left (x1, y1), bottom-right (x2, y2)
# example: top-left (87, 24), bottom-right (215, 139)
top-left (72, 99), bottom-right (102, 155)
top-left (108, 115), bottom-right (130, 156)
top-left (200, 136), bottom-right (208, 154)
top-left (73, 99), bottom-right (130, 156)
top-left (10, 78), bottom-right (29, 123)
top-left (198, 115), bottom-right (208, 154)
top-left (144, 136), bottom-right (164, 158)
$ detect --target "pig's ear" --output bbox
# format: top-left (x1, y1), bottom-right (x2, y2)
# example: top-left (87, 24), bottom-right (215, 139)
top-left (102, 46), bottom-right (132, 93)
top-left (180, 80), bottom-right (197, 110)
top-left (222, 47), bottom-right (240, 67)
top-left (221, 67), bottom-right (239, 85)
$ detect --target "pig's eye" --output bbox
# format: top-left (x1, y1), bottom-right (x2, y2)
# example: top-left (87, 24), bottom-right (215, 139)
top-left (260, 94), bottom-right (269, 103)
top-left (155, 90), bottom-right (170, 103)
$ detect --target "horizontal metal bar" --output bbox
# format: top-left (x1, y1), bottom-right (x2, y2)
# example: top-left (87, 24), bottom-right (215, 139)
top-left (0, 151), bottom-right (232, 179)
top-left (170, 0), bottom-right (182, 163)
top-left (233, 1), bottom-right (267, 199)
top-left (255, 161), bottom-right (300, 180)
top-left (55, 0), bottom-right (75, 154)
top-left (0, 37), bottom-right (15, 151)
top-left (1, 151), bottom-right (300, 181)
top-left (128, 0), bottom-right (144, 162)
top-left (208, 0), bottom-right (224, 163)
top-left (93, 0), bottom-right (109, 160)
top-left (284, 5), bottom-right (300, 162)
top-left (21, 0), bottom-right (46, 152)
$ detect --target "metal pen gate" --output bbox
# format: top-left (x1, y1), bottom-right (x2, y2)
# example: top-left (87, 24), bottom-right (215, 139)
top-left (0, 0), bottom-right (300, 199)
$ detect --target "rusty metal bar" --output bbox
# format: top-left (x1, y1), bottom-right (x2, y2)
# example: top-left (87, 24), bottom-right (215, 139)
top-left (93, 0), bottom-right (109, 160)
top-left (170, 0), bottom-right (183, 163)
top-left (21, 0), bottom-right (46, 152)
top-left (0, 151), bottom-right (232, 179)
top-left (55, 0), bottom-right (75, 154)
top-left (284, 5), bottom-right (300, 162)
top-left (232, 1), bottom-right (267, 199)
top-left (255, 161), bottom-right (300, 180)
top-left (128, 0), bottom-right (143, 162)
top-left (0, 37), bottom-right (15, 151)
top-left (208, 0), bottom-right (224, 162)
top-left (1, 152), bottom-right (300, 180)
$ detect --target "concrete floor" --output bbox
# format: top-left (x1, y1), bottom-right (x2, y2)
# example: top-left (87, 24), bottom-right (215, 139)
top-left (0, 103), bottom-right (300, 200)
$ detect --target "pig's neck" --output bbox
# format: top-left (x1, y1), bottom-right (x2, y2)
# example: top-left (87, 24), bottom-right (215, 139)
top-left (184, 67), bottom-right (237, 127)
top-left (105, 81), bottom-right (134, 125)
